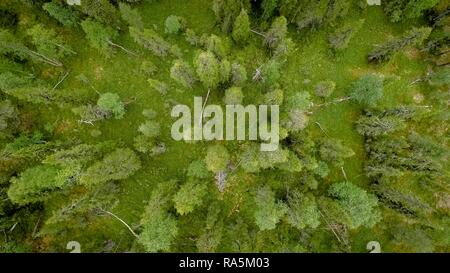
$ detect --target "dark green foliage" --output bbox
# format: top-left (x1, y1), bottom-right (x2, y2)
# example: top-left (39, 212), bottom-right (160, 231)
top-left (212, 0), bottom-right (250, 33)
top-left (81, 0), bottom-right (121, 28)
top-left (0, 29), bottom-right (63, 66)
top-left (319, 138), bottom-right (355, 167)
top-left (81, 19), bottom-right (119, 56)
top-left (428, 68), bottom-right (450, 86)
top-left (261, 0), bottom-right (278, 20)
top-left (328, 20), bottom-right (364, 51)
top-left (368, 27), bottom-right (432, 63)
top-left (43, 2), bottom-right (79, 27)
top-left (264, 16), bottom-right (288, 50)
top-left (130, 27), bottom-right (171, 57)
top-left (79, 148), bottom-right (141, 186)
top-left (384, 0), bottom-right (439, 22)
top-left (170, 59), bottom-right (197, 88)
top-left (356, 115), bottom-right (406, 137)
top-left (27, 24), bottom-right (74, 59)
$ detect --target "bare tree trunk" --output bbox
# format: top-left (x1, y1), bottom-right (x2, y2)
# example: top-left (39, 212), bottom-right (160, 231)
top-left (98, 208), bottom-right (139, 239)
top-left (107, 40), bottom-right (138, 57)
top-left (315, 96), bottom-right (352, 107)
top-left (314, 122), bottom-right (329, 137)
top-left (52, 71), bottom-right (70, 91)
top-left (250, 29), bottom-right (266, 38)
top-left (198, 88), bottom-right (211, 126)
top-left (26, 49), bottom-right (63, 67)
top-left (52, 42), bottom-right (77, 55)
top-left (318, 209), bottom-right (343, 244)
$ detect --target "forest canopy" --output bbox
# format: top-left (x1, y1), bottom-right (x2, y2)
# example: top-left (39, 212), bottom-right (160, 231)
top-left (0, 0), bottom-right (448, 254)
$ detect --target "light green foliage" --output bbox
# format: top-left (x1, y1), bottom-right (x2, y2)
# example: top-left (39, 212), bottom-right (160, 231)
top-left (119, 3), bottom-right (144, 30)
top-left (329, 182), bottom-right (381, 229)
top-left (194, 51), bottom-right (220, 89)
top-left (287, 191), bottom-right (321, 230)
top-left (314, 161), bottom-right (330, 178)
top-left (139, 181), bottom-right (178, 252)
top-left (263, 89), bottom-right (284, 105)
top-left (173, 180), bottom-right (208, 215)
top-left (277, 150), bottom-right (303, 172)
top-left (97, 93), bottom-right (125, 119)
top-left (204, 34), bottom-right (228, 58)
top-left (139, 213), bottom-right (178, 252)
top-left (79, 148), bottom-right (141, 186)
top-left (187, 160), bottom-right (210, 178)
top-left (140, 61), bottom-right (157, 76)
top-left (165, 15), bottom-right (185, 34)
top-left (7, 165), bottom-right (61, 205)
top-left (223, 86), bottom-right (244, 105)
top-left (148, 79), bottom-right (168, 95)
top-left (138, 120), bottom-right (161, 138)
top-left (205, 144), bottom-right (230, 173)
top-left (239, 144), bottom-right (292, 173)
top-left (254, 186), bottom-right (287, 230)
top-left (350, 74), bottom-right (384, 107)
top-left (184, 28), bottom-right (200, 46)
top-left (232, 9), bottom-right (251, 44)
